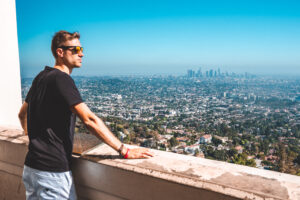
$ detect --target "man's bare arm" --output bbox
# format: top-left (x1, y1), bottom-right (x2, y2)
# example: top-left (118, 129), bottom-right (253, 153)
top-left (18, 102), bottom-right (28, 135)
top-left (71, 103), bottom-right (154, 159)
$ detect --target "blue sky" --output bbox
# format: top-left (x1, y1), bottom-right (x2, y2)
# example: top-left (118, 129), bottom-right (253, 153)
top-left (16, 0), bottom-right (300, 78)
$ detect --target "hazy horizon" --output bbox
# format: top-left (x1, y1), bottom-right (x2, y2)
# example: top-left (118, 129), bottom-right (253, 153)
top-left (20, 64), bottom-right (300, 78)
top-left (20, 67), bottom-right (300, 79)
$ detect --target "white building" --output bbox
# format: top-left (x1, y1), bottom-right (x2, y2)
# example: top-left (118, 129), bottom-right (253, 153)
top-left (199, 134), bottom-right (212, 144)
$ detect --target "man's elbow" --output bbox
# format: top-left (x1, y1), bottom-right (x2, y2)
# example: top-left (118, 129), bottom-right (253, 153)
top-left (82, 117), bottom-right (95, 129)
top-left (82, 115), bottom-right (101, 132)
top-left (18, 111), bottom-right (25, 120)
top-left (18, 102), bottom-right (28, 120)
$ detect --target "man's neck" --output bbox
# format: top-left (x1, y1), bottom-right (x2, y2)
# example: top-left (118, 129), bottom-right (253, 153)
top-left (53, 64), bottom-right (73, 75)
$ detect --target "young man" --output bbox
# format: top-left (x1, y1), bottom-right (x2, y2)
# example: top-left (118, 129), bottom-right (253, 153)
top-left (18, 31), bottom-right (154, 200)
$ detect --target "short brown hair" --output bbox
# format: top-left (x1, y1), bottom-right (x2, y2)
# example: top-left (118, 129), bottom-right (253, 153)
top-left (51, 31), bottom-right (80, 58)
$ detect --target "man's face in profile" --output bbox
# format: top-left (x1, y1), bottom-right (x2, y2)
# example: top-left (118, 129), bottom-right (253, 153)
top-left (61, 38), bottom-right (84, 68)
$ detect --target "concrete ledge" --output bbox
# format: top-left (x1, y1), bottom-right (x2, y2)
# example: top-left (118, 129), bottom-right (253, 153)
top-left (0, 127), bottom-right (27, 199)
top-left (0, 126), bottom-right (299, 200)
top-left (78, 144), bottom-right (300, 200)
top-left (72, 157), bottom-right (237, 200)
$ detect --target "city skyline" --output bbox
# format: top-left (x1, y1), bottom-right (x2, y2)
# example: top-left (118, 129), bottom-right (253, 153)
top-left (16, 0), bottom-right (300, 78)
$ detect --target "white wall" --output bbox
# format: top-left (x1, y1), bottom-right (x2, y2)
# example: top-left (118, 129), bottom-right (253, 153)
top-left (0, 0), bottom-right (22, 128)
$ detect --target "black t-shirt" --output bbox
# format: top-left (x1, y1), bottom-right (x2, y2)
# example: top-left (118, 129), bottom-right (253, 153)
top-left (25, 66), bottom-right (83, 172)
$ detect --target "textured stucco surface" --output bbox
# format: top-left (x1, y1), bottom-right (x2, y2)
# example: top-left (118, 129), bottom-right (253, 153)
top-left (0, 0), bottom-right (22, 127)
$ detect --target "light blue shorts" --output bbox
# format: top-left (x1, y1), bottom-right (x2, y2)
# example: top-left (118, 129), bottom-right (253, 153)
top-left (22, 165), bottom-right (77, 200)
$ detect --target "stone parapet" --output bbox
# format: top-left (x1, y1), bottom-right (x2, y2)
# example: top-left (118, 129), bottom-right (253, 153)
top-left (0, 126), bottom-right (299, 200)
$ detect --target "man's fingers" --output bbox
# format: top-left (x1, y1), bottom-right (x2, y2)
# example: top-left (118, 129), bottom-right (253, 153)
top-left (142, 154), bottom-right (152, 159)
top-left (140, 150), bottom-right (154, 158)
top-left (127, 148), bottom-right (154, 159)
top-left (143, 151), bottom-right (154, 157)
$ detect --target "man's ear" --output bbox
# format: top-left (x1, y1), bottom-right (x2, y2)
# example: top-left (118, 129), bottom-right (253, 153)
top-left (56, 48), bottom-right (64, 58)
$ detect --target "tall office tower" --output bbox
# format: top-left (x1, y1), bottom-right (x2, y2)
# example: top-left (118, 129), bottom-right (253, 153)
top-left (214, 70), bottom-right (217, 77)
top-left (192, 70), bottom-right (195, 77)
top-left (187, 69), bottom-right (193, 78)
top-left (218, 68), bottom-right (221, 76)
top-left (187, 69), bottom-right (195, 78)
top-left (196, 68), bottom-right (202, 77)
top-left (206, 71), bottom-right (209, 77)
top-left (245, 72), bottom-right (249, 78)
top-left (209, 69), bottom-right (213, 77)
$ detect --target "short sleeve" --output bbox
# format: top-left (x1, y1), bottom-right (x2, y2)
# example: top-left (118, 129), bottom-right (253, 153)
top-left (25, 86), bottom-right (33, 103)
top-left (25, 75), bottom-right (39, 103)
top-left (25, 70), bottom-right (44, 103)
top-left (55, 73), bottom-right (83, 107)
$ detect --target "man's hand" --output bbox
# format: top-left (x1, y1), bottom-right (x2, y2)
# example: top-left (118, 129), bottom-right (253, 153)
top-left (125, 147), bottom-right (154, 159)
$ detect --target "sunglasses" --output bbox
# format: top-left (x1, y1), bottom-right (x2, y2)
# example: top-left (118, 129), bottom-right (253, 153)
top-left (59, 46), bottom-right (83, 54)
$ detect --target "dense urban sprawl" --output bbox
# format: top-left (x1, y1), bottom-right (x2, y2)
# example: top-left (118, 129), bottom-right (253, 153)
top-left (21, 71), bottom-right (300, 175)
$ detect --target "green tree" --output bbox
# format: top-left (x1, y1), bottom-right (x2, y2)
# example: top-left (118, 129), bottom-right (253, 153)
top-left (212, 137), bottom-right (222, 146)
top-left (278, 143), bottom-right (287, 172)
top-left (169, 137), bottom-right (179, 147)
top-left (246, 159), bottom-right (256, 167)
